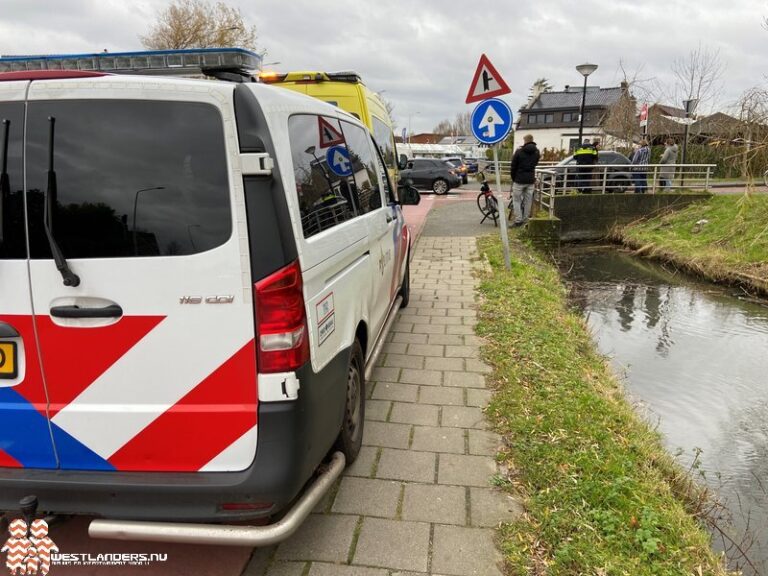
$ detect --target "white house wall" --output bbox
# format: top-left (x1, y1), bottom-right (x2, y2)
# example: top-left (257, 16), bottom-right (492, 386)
top-left (517, 128), bottom-right (605, 152)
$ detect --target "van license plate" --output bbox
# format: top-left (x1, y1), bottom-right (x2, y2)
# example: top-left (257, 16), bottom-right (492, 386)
top-left (0, 342), bottom-right (17, 379)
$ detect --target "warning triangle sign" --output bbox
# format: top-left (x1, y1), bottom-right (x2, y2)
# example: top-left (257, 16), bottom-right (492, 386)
top-left (318, 116), bottom-right (345, 148)
top-left (465, 54), bottom-right (511, 104)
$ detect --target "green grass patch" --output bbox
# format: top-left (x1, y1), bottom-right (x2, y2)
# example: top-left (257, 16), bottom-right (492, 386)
top-left (618, 194), bottom-right (768, 288)
top-left (476, 236), bottom-right (730, 575)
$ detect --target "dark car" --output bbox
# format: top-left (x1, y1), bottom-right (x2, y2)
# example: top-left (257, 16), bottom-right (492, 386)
top-left (400, 158), bottom-right (462, 194)
top-left (444, 157), bottom-right (469, 184)
top-left (551, 150), bottom-right (632, 192)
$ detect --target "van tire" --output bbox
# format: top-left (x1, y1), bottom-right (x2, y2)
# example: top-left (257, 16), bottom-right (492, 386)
top-left (335, 340), bottom-right (365, 464)
top-left (432, 178), bottom-right (449, 195)
top-left (399, 253), bottom-right (411, 308)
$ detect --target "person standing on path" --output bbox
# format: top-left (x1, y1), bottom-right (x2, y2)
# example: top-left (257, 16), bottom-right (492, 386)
top-left (631, 139), bottom-right (651, 193)
top-left (573, 139), bottom-right (598, 193)
top-left (509, 134), bottom-right (540, 226)
top-left (658, 139), bottom-right (678, 190)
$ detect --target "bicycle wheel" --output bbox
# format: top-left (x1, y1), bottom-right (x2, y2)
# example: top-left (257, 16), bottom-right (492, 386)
top-left (477, 192), bottom-right (492, 216)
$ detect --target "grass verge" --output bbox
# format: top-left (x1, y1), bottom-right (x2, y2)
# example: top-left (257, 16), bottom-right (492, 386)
top-left (616, 194), bottom-right (768, 294)
top-left (476, 235), bottom-right (731, 575)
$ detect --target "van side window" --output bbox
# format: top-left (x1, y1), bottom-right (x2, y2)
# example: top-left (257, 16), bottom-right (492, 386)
top-left (340, 121), bottom-right (383, 215)
top-left (288, 114), bottom-right (357, 238)
top-left (25, 100), bottom-right (231, 258)
top-left (0, 103), bottom-right (26, 259)
top-left (372, 116), bottom-right (395, 170)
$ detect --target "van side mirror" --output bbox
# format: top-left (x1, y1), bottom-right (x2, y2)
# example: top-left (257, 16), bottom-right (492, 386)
top-left (398, 154), bottom-right (408, 171)
top-left (399, 183), bottom-right (420, 206)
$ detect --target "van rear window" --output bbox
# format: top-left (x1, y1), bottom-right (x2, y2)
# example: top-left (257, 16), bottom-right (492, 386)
top-left (25, 100), bottom-right (231, 259)
top-left (0, 103), bottom-right (25, 259)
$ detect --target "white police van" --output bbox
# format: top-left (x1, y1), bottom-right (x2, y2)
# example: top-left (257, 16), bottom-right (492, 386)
top-left (0, 48), bottom-right (417, 545)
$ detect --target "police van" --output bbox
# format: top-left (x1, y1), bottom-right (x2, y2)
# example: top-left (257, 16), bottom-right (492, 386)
top-left (0, 48), bottom-right (417, 546)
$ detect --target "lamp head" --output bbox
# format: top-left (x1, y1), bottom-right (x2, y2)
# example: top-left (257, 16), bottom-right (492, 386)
top-left (576, 63), bottom-right (598, 77)
top-left (305, 146), bottom-right (316, 155)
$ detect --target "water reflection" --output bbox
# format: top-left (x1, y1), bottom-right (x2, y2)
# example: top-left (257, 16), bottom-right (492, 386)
top-left (564, 245), bottom-right (768, 575)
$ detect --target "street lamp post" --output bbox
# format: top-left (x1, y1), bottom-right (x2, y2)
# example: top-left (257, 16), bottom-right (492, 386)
top-left (680, 98), bottom-right (698, 187)
top-left (576, 63), bottom-right (598, 146)
top-left (132, 186), bottom-right (165, 256)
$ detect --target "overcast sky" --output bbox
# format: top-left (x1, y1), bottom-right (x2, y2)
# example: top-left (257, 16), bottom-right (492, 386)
top-left (0, 0), bottom-right (766, 133)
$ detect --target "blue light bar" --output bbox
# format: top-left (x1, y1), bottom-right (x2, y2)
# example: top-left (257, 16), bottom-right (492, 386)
top-left (0, 48), bottom-right (262, 76)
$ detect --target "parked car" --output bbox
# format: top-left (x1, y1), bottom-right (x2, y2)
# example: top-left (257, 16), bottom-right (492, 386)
top-left (400, 158), bottom-right (462, 194)
top-left (443, 157), bottom-right (469, 184)
top-left (463, 157), bottom-right (480, 174)
top-left (0, 47), bottom-right (420, 547)
top-left (550, 150), bottom-right (633, 192)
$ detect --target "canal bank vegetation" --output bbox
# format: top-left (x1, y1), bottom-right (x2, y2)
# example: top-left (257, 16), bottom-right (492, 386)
top-left (616, 194), bottom-right (768, 295)
top-left (476, 236), bottom-right (732, 575)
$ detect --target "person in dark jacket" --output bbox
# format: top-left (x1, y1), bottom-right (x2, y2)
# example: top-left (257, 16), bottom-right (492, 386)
top-left (573, 139), bottom-right (598, 193)
top-left (509, 134), bottom-right (540, 226)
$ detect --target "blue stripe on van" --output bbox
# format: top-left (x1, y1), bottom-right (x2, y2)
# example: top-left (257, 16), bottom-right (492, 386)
top-left (0, 388), bottom-right (114, 470)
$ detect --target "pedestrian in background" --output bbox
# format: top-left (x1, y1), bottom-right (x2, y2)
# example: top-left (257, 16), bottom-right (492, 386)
top-left (509, 134), bottom-right (540, 226)
top-left (631, 139), bottom-right (650, 193)
top-left (573, 139), bottom-right (598, 193)
top-left (659, 139), bottom-right (678, 190)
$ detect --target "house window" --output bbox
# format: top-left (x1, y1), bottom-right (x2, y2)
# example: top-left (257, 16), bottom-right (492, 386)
top-left (563, 112), bottom-right (579, 122)
top-left (527, 113), bottom-right (553, 125)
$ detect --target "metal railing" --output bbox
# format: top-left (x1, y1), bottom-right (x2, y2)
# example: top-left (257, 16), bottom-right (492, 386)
top-left (536, 163), bottom-right (716, 217)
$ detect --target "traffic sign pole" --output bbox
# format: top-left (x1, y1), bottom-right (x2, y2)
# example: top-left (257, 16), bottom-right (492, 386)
top-left (466, 54), bottom-right (512, 270)
top-left (493, 145), bottom-right (511, 271)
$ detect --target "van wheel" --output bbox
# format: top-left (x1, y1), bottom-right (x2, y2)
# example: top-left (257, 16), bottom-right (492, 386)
top-left (335, 340), bottom-right (365, 464)
top-left (432, 178), bottom-right (449, 195)
top-left (399, 253), bottom-right (411, 308)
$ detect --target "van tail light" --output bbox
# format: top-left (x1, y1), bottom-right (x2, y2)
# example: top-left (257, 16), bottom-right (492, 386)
top-left (254, 261), bottom-right (310, 373)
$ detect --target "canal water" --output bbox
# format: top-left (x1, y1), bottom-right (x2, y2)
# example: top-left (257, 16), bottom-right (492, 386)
top-left (563, 245), bottom-right (768, 575)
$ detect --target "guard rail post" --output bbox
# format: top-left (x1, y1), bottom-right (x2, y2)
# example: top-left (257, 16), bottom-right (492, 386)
top-left (651, 166), bottom-right (658, 194)
top-left (600, 167), bottom-right (607, 194)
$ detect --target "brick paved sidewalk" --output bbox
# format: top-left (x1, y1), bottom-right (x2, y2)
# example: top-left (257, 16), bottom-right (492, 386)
top-left (245, 237), bottom-right (522, 576)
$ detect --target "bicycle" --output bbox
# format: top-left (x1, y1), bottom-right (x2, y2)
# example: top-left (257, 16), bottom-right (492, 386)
top-left (476, 175), bottom-right (513, 226)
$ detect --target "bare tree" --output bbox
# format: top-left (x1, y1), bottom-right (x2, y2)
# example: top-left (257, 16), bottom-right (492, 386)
top-left (432, 113), bottom-right (471, 136)
top-left (432, 119), bottom-right (453, 136)
top-left (140, 0), bottom-right (260, 52)
top-left (731, 87), bottom-right (768, 181)
top-left (671, 44), bottom-right (724, 115)
top-left (453, 112), bottom-right (471, 135)
top-left (601, 62), bottom-right (650, 149)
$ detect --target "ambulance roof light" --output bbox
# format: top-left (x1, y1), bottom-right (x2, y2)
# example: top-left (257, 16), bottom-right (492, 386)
top-left (0, 48), bottom-right (262, 80)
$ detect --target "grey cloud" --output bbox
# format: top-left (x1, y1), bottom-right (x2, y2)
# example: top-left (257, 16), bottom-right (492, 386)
top-left (0, 0), bottom-right (766, 132)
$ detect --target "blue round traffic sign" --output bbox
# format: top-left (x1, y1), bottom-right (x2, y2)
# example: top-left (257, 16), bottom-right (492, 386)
top-left (326, 145), bottom-right (353, 177)
top-left (471, 98), bottom-right (513, 145)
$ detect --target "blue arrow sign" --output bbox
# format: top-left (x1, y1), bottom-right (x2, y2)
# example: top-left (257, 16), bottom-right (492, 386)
top-left (326, 145), bottom-right (353, 177)
top-left (471, 98), bottom-right (513, 145)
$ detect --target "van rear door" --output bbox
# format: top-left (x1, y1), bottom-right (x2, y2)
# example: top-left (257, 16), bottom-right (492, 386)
top-left (24, 84), bottom-right (259, 472)
top-left (0, 85), bottom-right (59, 469)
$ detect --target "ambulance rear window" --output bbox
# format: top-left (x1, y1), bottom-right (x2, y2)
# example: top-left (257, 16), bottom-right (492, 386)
top-left (25, 100), bottom-right (231, 259)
